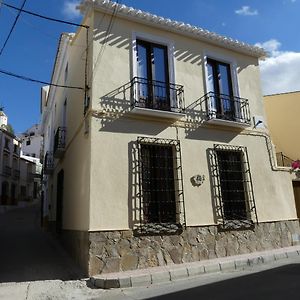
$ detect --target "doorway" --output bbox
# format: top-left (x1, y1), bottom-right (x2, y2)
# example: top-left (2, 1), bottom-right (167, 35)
top-left (56, 169), bottom-right (64, 234)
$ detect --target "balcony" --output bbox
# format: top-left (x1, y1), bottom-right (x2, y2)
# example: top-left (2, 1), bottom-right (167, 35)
top-left (203, 92), bottom-right (251, 128)
top-left (131, 77), bottom-right (185, 120)
top-left (3, 165), bottom-right (12, 177)
top-left (13, 169), bottom-right (20, 180)
top-left (44, 151), bottom-right (54, 175)
top-left (54, 127), bottom-right (66, 158)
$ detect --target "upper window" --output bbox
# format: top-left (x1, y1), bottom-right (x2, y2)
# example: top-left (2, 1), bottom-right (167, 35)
top-left (205, 58), bottom-right (250, 126)
top-left (132, 37), bottom-right (185, 116)
top-left (4, 138), bottom-right (9, 150)
top-left (136, 40), bottom-right (170, 111)
top-left (137, 137), bottom-right (185, 234)
top-left (64, 63), bottom-right (68, 84)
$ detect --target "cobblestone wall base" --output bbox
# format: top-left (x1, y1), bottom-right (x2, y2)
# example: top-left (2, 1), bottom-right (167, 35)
top-left (88, 220), bottom-right (300, 275)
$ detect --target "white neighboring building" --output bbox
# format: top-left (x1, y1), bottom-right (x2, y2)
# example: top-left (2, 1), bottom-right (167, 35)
top-left (19, 124), bottom-right (43, 160)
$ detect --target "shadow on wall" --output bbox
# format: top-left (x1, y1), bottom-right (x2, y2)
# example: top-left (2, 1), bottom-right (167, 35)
top-left (206, 148), bottom-right (222, 225)
top-left (97, 81), bottom-right (170, 135)
top-left (128, 141), bottom-right (140, 229)
top-left (93, 29), bottom-right (130, 50)
top-left (174, 48), bottom-right (202, 65)
top-left (184, 96), bottom-right (240, 142)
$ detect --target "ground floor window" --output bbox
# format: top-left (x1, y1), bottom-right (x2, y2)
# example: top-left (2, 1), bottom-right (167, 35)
top-left (210, 144), bottom-right (257, 229)
top-left (137, 137), bottom-right (185, 234)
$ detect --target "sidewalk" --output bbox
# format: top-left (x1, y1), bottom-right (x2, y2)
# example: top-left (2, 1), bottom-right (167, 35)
top-left (91, 244), bottom-right (300, 289)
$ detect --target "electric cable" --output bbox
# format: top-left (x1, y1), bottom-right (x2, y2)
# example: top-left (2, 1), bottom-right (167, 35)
top-left (0, 67), bottom-right (84, 90)
top-left (92, 0), bottom-right (120, 78)
top-left (1, 2), bottom-right (89, 28)
top-left (0, 0), bottom-right (27, 56)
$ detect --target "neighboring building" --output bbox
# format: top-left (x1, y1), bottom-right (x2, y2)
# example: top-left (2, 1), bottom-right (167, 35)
top-left (264, 91), bottom-right (300, 223)
top-left (0, 109), bottom-right (21, 206)
top-left (19, 156), bottom-right (42, 203)
top-left (264, 91), bottom-right (300, 166)
top-left (41, 1), bottom-right (300, 276)
top-left (19, 124), bottom-right (43, 160)
top-left (0, 109), bottom-right (41, 208)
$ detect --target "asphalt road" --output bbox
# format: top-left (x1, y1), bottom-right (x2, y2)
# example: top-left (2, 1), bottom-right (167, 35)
top-left (147, 264), bottom-right (300, 300)
top-left (0, 203), bottom-right (83, 283)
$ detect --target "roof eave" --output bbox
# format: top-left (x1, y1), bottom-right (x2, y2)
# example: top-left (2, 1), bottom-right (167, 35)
top-left (79, 0), bottom-right (267, 59)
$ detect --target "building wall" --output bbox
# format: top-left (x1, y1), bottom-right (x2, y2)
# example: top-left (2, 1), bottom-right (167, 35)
top-left (42, 14), bottom-right (93, 231)
top-left (264, 91), bottom-right (300, 160)
top-left (42, 8), bottom-right (299, 275)
top-left (87, 11), bottom-right (296, 231)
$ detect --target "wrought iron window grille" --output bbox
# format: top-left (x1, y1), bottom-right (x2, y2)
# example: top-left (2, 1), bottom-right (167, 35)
top-left (136, 136), bottom-right (186, 235)
top-left (208, 144), bottom-right (257, 230)
top-left (54, 127), bottom-right (66, 155)
top-left (44, 151), bottom-right (54, 174)
top-left (131, 77), bottom-right (185, 114)
top-left (202, 92), bottom-right (251, 125)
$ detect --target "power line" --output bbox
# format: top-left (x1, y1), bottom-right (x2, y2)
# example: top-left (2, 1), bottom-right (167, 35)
top-left (2, 2), bottom-right (89, 28)
top-left (0, 0), bottom-right (27, 56)
top-left (0, 68), bottom-right (84, 90)
top-left (93, 0), bottom-right (120, 78)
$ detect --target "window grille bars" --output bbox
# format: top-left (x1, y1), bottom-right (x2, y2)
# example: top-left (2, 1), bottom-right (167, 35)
top-left (210, 144), bottom-right (257, 230)
top-left (136, 137), bottom-right (186, 234)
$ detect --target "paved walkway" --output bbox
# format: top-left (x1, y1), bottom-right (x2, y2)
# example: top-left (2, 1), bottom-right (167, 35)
top-left (92, 244), bottom-right (300, 289)
top-left (0, 203), bottom-right (83, 283)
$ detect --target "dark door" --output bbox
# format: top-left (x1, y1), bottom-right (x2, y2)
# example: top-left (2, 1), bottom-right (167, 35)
top-left (1, 182), bottom-right (9, 205)
top-left (56, 169), bottom-right (64, 234)
top-left (141, 144), bottom-right (176, 223)
top-left (207, 58), bottom-right (235, 120)
top-left (217, 150), bottom-right (247, 220)
top-left (136, 40), bottom-right (170, 110)
top-left (293, 181), bottom-right (300, 218)
top-left (11, 183), bottom-right (16, 205)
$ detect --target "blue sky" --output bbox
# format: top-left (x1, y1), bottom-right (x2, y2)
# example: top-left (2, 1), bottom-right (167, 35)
top-left (0, 0), bottom-right (299, 133)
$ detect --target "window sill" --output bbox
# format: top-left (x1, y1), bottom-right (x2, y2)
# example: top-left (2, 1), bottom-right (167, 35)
top-left (131, 107), bottom-right (185, 120)
top-left (219, 219), bottom-right (254, 231)
top-left (207, 117), bottom-right (251, 128)
top-left (134, 222), bottom-right (183, 236)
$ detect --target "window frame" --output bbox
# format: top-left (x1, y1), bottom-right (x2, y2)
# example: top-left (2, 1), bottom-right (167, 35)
top-left (136, 136), bottom-right (186, 235)
top-left (132, 32), bottom-right (175, 85)
top-left (203, 51), bottom-right (240, 98)
top-left (209, 144), bottom-right (257, 230)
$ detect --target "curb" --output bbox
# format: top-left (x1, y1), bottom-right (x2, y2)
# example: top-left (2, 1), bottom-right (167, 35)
top-left (91, 246), bottom-right (300, 289)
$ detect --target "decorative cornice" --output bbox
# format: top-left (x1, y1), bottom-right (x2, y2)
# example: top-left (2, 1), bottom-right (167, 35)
top-left (78, 0), bottom-right (267, 58)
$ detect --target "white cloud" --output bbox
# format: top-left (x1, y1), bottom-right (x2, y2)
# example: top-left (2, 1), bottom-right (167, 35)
top-left (62, 0), bottom-right (81, 19)
top-left (256, 39), bottom-right (300, 95)
top-left (255, 39), bottom-right (282, 56)
top-left (235, 6), bottom-right (258, 16)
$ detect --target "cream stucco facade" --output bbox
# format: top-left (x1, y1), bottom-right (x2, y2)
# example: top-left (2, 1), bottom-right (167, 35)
top-left (264, 91), bottom-right (300, 162)
top-left (41, 1), bottom-right (300, 276)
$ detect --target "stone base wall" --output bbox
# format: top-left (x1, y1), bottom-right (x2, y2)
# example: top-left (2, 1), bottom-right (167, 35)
top-left (88, 220), bottom-right (300, 275)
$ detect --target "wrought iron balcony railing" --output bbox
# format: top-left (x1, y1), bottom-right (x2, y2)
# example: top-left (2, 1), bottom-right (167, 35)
top-left (54, 127), bottom-right (66, 158)
top-left (276, 152), bottom-right (293, 168)
top-left (204, 92), bottom-right (251, 125)
top-left (44, 151), bottom-right (54, 175)
top-left (3, 165), bottom-right (12, 177)
top-left (131, 77), bottom-right (185, 114)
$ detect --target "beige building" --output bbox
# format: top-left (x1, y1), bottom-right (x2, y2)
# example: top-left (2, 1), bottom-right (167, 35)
top-left (41, 0), bottom-right (300, 276)
top-left (264, 91), bottom-right (300, 165)
top-left (264, 91), bottom-right (300, 223)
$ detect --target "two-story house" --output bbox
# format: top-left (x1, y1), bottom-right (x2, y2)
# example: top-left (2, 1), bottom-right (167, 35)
top-left (41, 0), bottom-right (300, 276)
